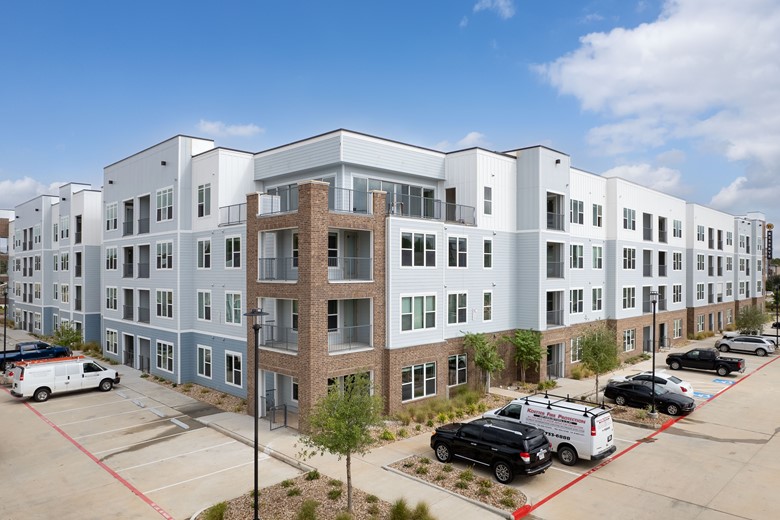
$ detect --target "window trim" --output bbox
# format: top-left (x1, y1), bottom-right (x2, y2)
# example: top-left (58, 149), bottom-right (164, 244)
top-left (225, 291), bottom-right (242, 325)
top-left (401, 230), bottom-right (437, 268)
top-left (401, 362), bottom-right (437, 402)
top-left (483, 290), bottom-right (492, 322)
top-left (225, 235), bottom-right (241, 269)
top-left (447, 235), bottom-right (468, 268)
top-left (197, 344), bottom-right (212, 379)
top-left (197, 290), bottom-right (212, 322)
top-left (156, 186), bottom-right (174, 222)
top-left (197, 183), bottom-right (211, 218)
top-left (400, 294), bottom-right (436, 332)
top-left (197, 238), bottom-right (211, 269)
top-left (447, 291), bottom-right (468, 325)
top-left (156, 340), bottom-right (174, 373)
top-left (105, 329), bottom-right (118, 355)
top-left (156, 289), bottom-right (174, 319)
top-left (483, 238), bottom-right (492, 269)
top-left (225, 350), bottom-right (243, 388)
top-left (448, 354), bottom-right (467, 387)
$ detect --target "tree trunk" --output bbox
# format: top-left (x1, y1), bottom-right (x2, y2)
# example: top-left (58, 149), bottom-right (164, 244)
top-left (346, 451), bottom-right (353, 513)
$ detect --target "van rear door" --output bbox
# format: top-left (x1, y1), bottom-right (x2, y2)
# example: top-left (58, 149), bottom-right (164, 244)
top-left (592, 412), bottom-right (615, 455)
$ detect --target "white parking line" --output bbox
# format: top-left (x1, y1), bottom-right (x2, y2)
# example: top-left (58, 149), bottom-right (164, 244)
top-left (42, 396), bottom-right (151, 415)
top-left (143, 461), bottom-right (255, 494)
top-left (550, 466), bottom-right (582, 477)
top-left (59, 407), bottom-right (159, 426)
top-left (116, 440), bottom-right (238, 471)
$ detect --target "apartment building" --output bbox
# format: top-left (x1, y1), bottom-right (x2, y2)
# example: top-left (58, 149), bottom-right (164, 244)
top-left (1, 209), bottom-right (10, 287)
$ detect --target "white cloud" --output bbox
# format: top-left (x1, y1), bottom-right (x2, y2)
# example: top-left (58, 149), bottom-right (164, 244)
top-left (581, 13), bottom-right (605, 23)
top-left (0, 177), bottom-right (65, 211)
top-left (602, 164), bottom-right (684, 194)
top-left (655, 149), bottom-right (686, 166)
top-left (197, 120), bottom-right (264, 137)
top-left (457, 131), bottom-right (490, 148)
top-left (459, 16), bottom-right (469, 28)
top-left (709, 176), bottom-right (780, 215)
top-left (473, 0), bottom-right (516, 20)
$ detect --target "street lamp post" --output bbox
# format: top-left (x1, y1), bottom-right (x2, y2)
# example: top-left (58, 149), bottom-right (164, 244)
top-left (3, 288), bottom-right (8, 365)
top-left (775, 288), bottom-right (779, 346)
top-left (243, 308), bottom-right (268, 520)
top-left (649, 290), bottom-right (659, 419)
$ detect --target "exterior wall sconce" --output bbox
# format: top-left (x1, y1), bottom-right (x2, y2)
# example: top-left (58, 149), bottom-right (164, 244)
top-left (161, 161), bottom-right (167, 166)
top-left (108, 180), bottom-right (114, 184)
top-left (555, 159), bottom-right (561, 165)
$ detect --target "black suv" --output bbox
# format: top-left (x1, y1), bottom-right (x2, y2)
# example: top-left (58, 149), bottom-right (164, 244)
top-left (430, 418), bottom-right (552, 483)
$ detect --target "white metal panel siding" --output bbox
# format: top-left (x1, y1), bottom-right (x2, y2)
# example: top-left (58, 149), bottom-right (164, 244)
top-left (342, 135), bottom-right (445, 181)
top-left (515, 232), bottom-right (543, 330)
top-left (254, 135), bottom-right (342, 179)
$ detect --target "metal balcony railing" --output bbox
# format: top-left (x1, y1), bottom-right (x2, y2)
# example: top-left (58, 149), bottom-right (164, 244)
top-left (328, 257), bottom-right (372, 281)
top-left (260, 325), bottom-right (298, 353)
top-left (659, 265), bottom-right (667, 277)
top-left (328, 324), bottom-right (372, 353)
top-left (258, 257), bottom-right (298, 281)
top-left (75, 265), bottom-right (82, 277)
top-left (547, 212), bottom-right (565, 231)
top-left (123, 305), bottom-right (133, 320)
top-left (138, 218), bottom-right (150, 234)
top-left (74, 232), bottom-right (82, 244)
top-left (546, 309), bottom-right (563, 326)
top-left (75, 299), bottom-right (82, 312)
top-left (658, 230), bottom-right (667, 243)
top-left (138, 307), bottom-right (150, 323)
top-left (643, 265), bottom-right (653, 277)
top-left (330, 186), bottom-right (372, 214)
top-left (219, 203), bottom-right (247, 226)
top-left (547, 261), bottom-right (563, 278)
top-left (123, 221), bottom-right (133, 236)
top-left (123, 264), bottom-right (133, 278)
top-left (643, 227), bottom-right (653, 241)
top-left (387, 195), bottom-right (476, 226)
top-left (137, 263), bottom-right (150, 279)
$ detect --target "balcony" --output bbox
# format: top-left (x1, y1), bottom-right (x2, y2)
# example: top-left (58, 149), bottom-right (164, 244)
top-left (643, 227), bottom-right (653, 241)
top-left (546, 309), bottom-right (563, 326)
top-left (123, 221), bottom-right (133, 236)
top-left (259, 186), bottom-right (298, 215)
top-left (328, 324), bottom-right (372, 353)
top-left (260, 325), bottom-right (298, 353)
top-left (328, 257), bottom-right (372, 281)
top-left (658, 230), bottom-right (667, 243)
top-left (75, 265), bottom-right (82, 278)
top-left (123, 264), bottom-right (133, 278)
top-left (387, 195), bottom-right (476, 226)
top-left (547, 261), bottom-right (564, 278)
top-left (138, 307), bottom-right (150, 323)
top-left (658, 298), bottom-right (667, 311)
top-left (332, 187), bottom-right (371, 214)
top-left (708, 293), bottom-right (715, 304)
top-left (708, 267), bottom-right (714, 276)
top-left (709, 239), bottom-right (714, 249)
top-left (658, 265), bottom-right (667, 277)
top-left (219, 203), bottom-right (247, 226)
top-left (138, 218), bottom-right (150, 234)
top-left (123, 305), bottom-right (133, 320)
top-left (137, 262), bottom-right (150, 279)
top-left (258, 257), bottom-right (298, 282)
top-left (643, 264), bottom-right (653, 277)
top-left (547, 212), bottom-right (565, 231)
top-left (74, 232), bottom-right (82, 244)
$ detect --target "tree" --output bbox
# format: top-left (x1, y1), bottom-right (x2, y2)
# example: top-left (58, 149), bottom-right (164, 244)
top-left (52, 323), bottom-right (82, 350)
top-left (463, 332), bottom-right (505, 393)
top-left (735, 305), bottom-right (769, 334)
top-left (766, 273), bottom-right (780, 293)
top-left (506, 329), bottom-right (543, 383)
top-left (298, 374), bottom-right (384, 514)
top-left (580, 325), bottom-right (620, 397)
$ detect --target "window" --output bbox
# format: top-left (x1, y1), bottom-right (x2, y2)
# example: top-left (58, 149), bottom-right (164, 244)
top-left (197, 183), bottom-right (211, 217)
top-left (673, 284), bottom-right (682, 303)
top-left (197, 346), bottom-right (212, 378)
top-left (225, 352), bottom-right (242, 387)
top-left (156, 241), bottom-right (173, 269)
top-left (327, 300), bottom-right (338, 331)
top-left (292, 233), bottom-right (299, 267)
top-left (197, 239), bottom-right (211, 269)
top-left (401, 232), bottom-right (436, 267)
top-left (697, 315), bottom-right (705, 332)
top-left (61, 253), bottom-right (69, 271)
top-left (61, 284), bottom-right (69, 304)
top-left (327, 232), bottom-right (338, 267)
top-left (401, 295), bottom-right (436, 331)
top-left (696, 283), bottom-right (705, 300)
top-left (483, 186), bottom-right (492, 215)
top-left (622, 287), bottom-right (635, 309)
top-left (292, 300), bottom-right (299, 331)
top-left (623, 208), bottom-right (636, 230)
top-left (570, 289), bottom-right (583, 313)
top-left (623, 248), bottom-right (636, 269)
top-left (570, 245), bottom-right (583, 269)
top-left (673, 219), bottom-right (682, 238)
top-left (726, 257), bottom-right (733, 271)
top-left (225, 237), bottom-right (241, 268)
top-left (60, 216), bottom-right (69, 239)
top-left (483, 291), bottom-right (492, 321)
top-left (156, 187), bottom-right (173, 222)
top-left (726, 282), bottom-right (733, 297)
top-left (673, 252), bottom-right (682, 270)
top-left (448, 237), bottom-right (467, 267)
top-left (53, 283), bottom-right (59, 301)
top-left (739, 281), bottom-right (745, 295)
top-left (483, 239), bottom-right (492, 269)
top-left (197, 291), bottom-right (211, 321)
top-left (697, 254), bottom-right (704, 271)
top-left (592, 246), bottom-right (603, 269)
top-left (592, 204), bottom-right (603, 227)
top-left (33, 224), bottom-right (41, 244)
top-left (757, 280), bottom-right (763, 294)
top-left (106, 247), bottom-right (117, 270)
top-left (448, 354), bottom-right (467, 386)
top-left (156, 341), bottom-right (174, 372)
top-left (448, 293), bottom-right (467, 324)
top-left (592, 287), bottom-right (602, 311)
top-left (571, 337), bottom-right (583, 363)
top-left (739, 258), bottom-right (745, 272)
top-left (225, 292), bottom-right (241, 324)
top-left (292, 378), bottom-right (299, 401)
top-left (105, 330), bottom-right (118, 354)
top-left (673, 319), bottom-right (682, 339)
top-left (570, 199), bottom-right (584, 224)
top-left (726, 231), bottom-right (733, 246)
top-left (401, 362), bottom-right (436, 401)
top-left (34, 283), bottom-right (40, 300)
top-left (623, 329), bottom-right (636, 352)
top-left (739, 234), bottom-right (745, 249)
top-left (34, 255), bottom-right (41, 271)
top-left (106, 203), bottom-right (118, 231)
top-left (726, 309), bottom-right (733, 324)
top-left (106, 287), bottom-right (117, 310)
top-left (156, 290), bottom-right (173, 318)
top-left (697, 225), bottom-right (705, 241)
top-left (53, 254), bottom-right (58, 271)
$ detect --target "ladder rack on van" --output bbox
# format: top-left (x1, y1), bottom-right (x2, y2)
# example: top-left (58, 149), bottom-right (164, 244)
top-left (523, 392), bottom-right (612, 417)
top-left (14, 355), bottom-right (87, 367)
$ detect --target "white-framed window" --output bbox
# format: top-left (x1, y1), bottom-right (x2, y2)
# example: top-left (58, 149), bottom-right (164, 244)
top-left (156, 341), bottom-right (174, 372)
top-left (105, 329), bottom-right (118, 354)
top-left (623, 208), bottom-right (636, 230)
top-left (697, 315), bottom-right (705, 332)
top-left (106, 247), bottom-right (117, 270)
top-left (105, 202), bottom-right (118, 231)
top-left (739, 281), bottom-right (746, 295)
top-left (53, 314), bottom-right (59, 329)
top-left (448, 354), bottom-right (467, 386)
top-left (570, 289), bottom-right (584, 313)
top-left (739, 258), bottom-right (745, 272)
top-left (623, 248), bottom-right (636, 269)
top-left (623, 329), bottom-right (636, 352)
top-left (673, 284), bottom-right (682, 303)
top-left (197, 183), bottom-right (211, 218)
top-left (570, 244), bottom-right (583, 269)
top-left (726, 231), bottom-right (733, 246)
top-left (33, 224), bottom-right (41, 244)
top-left (448, 236), bottom-right (467, 267)
top-left (34, 312), bottom-right (41, 331)
top-left (697, 254), bottom-right (705, 271)
top-left (592, 287), bottom-right (602, 311)
top-left (61, 284), bottom-right (69, 304)
top-left (571, 337), bottom-right (583, 363)
top-left (60, 216), bottom-right (69, 239)
top-left (673, 219), bottom-right (682, 238)
top-left (197, 239), bottom-right (211, 269)
top-left (156, 290), bottom-right (173, 318)
top-left (483, 239), bottom-right (492, 269)
top-left (53, 222), bottom-right (58, 243)
top-left (758, 259), bottom-right (763, 273)
top-left (622, 287), bottom-right (635, 309)
top-left (34, 255), bottom-right (41, 271)
top-left (757, 280), bottom-right (763, 294)
top-left (726, 257), bottom-right (733, 271)
top-left (53, 283), bottom-right (59, 301)
top-left (156, 241), bottom-right (173, 269)
top-left (61, 253), bottom-right (69, 271)
top-left (401, 362), bottom-right (436, 401)
top-left (673, 252), bottom-right (682, 270)
top-left (726, 282), bottom-right (733, 297)
top-left (34, 282), bottom-right (41, 300)
top-left (592, 246), bottom-right (603, 269)
top-left (156, 187), bottom-right (174, 222)
top-left (327, 232), bottom-right (338, 267)
top-left (197, 345), bottom-right (212, 378)
top-left (106, 287), bottom-right (117, 310)
top-left (53, 254), bottom-right (59, 271)
top-left (401, 295), bottom-right (436, 331)
top-left (225, 351), bottom-right (242, 388)
top-left (673, 319), bottom-right (682, 339)
top-left (225, 292), bottom-right (242, 324)
top-left (225, 236), bottom-right (241, 268)
top-left (483, 291), bottom-right (492, 322)
top-left (197, 290), bottom-right (211, 321)
top-left (447, 292), bottom-right (467, 325)
top-left (592, 204), bottom-right (603, 227)
top-left (696, 283), bottom-right (705, 300)
top-left (484, 186), bottom-right (492, 215)
top-left (570, 199), bottom-right (584, 224)
top-left (697, 225), bottom-right (705, 241)
top-left (401, 232), bottom-right (436, 267)
top-left (292, 300), bottom-right (299, 331)
top-left (726, 309), bottom-right (733, 324)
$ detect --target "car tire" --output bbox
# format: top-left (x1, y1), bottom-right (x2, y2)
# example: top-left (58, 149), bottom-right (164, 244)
top-left (719, 345), bottom-right (730, 353)
top-left (558, 445), bottom-right (578, 466)
top-left (99, 379), bottom-right (114, 392)
top-left (34, 387), bottom-right (51, 402)
top-left (666, 403), bottom-right (680, 416)
top-left (756, 348), bottom-right (767, 357)
top-left (615, 395), bottom-right (627, 406)
top-left (493, 460), bottom-right (515, 484)
top-left (670, 361), bottom-right (681, 370)
top-left (716, 366), bottom-right (729, 376)
top-left (0, 361), bottom-right (5, 373)
top-left (434, 442), bottom-right (452, 463)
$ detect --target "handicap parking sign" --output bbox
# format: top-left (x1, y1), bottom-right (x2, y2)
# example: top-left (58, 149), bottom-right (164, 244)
top-left (712, 379), bottom-right (735, 385)
top-left (693, 391), bottom-right (714, 399)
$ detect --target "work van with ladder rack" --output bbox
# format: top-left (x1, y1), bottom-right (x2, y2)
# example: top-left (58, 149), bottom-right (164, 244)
top-left (9, 356), bottom-right (121, 402)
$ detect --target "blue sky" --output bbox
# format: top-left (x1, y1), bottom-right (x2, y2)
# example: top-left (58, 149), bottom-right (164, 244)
top-left (1, 0), bottom-right (779, 254)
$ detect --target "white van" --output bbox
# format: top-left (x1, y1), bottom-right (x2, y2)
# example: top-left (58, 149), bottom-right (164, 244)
top-left (483, 393), bottom-right (616, 466)
top-left (9, 356), bottom-right (120, 402)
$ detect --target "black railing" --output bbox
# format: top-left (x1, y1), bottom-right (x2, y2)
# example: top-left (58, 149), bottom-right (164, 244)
top-left (138, 307), bottom-right (150, 323)
top-left (74, 232), bottom-right (82, 244)
top-left (219, 203), bottom-right (247, 225)
top-left (328, 325), bottom-right (372, 353)
top-left (546, 310), bottom-right (563, 326)
top-left (123, 305), bottom-right (133, 320)
top-left (258, 257), bottom-right (298, 281)
top-left (659, 265), bottom-right (667, 277)
top-left (137, 262), bottom-right (150, 278)
top-left (387, 196), bottom-right (476, 226)
top-left (330, 186), bottom-right (371, 214)
top-left (328, 257), bottom-right (372, 281)
top-left (260, 325), bottom-right (298, 353)
top-left (643, 265), bottom-right (653, 277)
top-left (643, 227), bottom-right (653, 241)
top-left (123, 264), bottom-right (133, 278)
top-left (123, 221), bottom-right (133, 236)
top-left (75, 265), bottom-right (82, 277)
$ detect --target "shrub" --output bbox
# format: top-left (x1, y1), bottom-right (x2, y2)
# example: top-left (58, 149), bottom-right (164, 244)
top-left (455, 481), bottom-right (469, 489)
top-left (442, 463), bottom-right (453, 473)
top-left (415, 424), bottom-right (422, 432)
top-left (296, 499), bottom-right (319, 520)
top-left (396, 411), bottom-right (412, 425)
top-left (327, 488), bottom-right (342, 500)
top-left (419, 457), bottom-right (431, 464)
top-left (305, 469), bottom-right (320, 480)
top-left (281, 479), bottom-right (294, 488)
top-left (410, 502), bottom-right (434, 520)
top-left (380, 429), bottom-right (396, 441)
top-left (367, 504), bottom-right (380, 516)
top-left (537, 380), bottom-right (557, 391)
top-left (390, 499), bottom-right (410, 520)
top-left (415, 465), bottom-right (428, 475)
top-left (478, 478), bottom-right (493, 489)
top-left (334, 514), bottom-right (353, 520)
top-left (434, 473), bottom-right (445, 481)
top-left (328, 478), bottom-right (343, 487)
top-left (426, 419), bottom-right (434, 427)
top-left (202, 501), bottom-right (227, 520)
top-left (287, 487), bottom-right (302, 497)
top-left (366, 494), bottom-right (379, 503)
top-left (500, 496), bottom-right (518, 508)
top-left (570, 364), bottom-right (594, 380)
top-left (459, 467), bottom-right (475, 482)
top-left (397, 428), bottom-right (409, 438)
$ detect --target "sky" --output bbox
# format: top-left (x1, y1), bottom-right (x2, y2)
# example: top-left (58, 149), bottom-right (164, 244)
top-left (1, 0), bottom-right (778, 254)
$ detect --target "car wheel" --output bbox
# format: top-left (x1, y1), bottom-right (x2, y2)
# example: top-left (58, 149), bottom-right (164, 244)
top-left (670, 361), bottom-right (681, 370)
top-left (558, 445), bottom-right (578, 466)
top-left (34, 387), bottom-right (51, 402)
top-left (0, 361), bottom-right (6, 372)
top-left (756, 348), bottom-right (767, 357)
top-left (615, 395), bottom-right (627, 406)
top-left (99, 379), bottom-right (114, 392)
top-left (719, 345), bottom-right (730, 353)
top-left (434, 442), bottom-right (452, 463)
top-left (716, 366), bottom-right (729, 376)
top-left (493, 460), bottom-right (515, 484)
top-left (666, 403), bottom-right (680, 416)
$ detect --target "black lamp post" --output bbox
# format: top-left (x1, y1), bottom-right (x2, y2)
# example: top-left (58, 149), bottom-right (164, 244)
top-left (775, 288), bottom-right (779, 346)
top-left (649, 290), bottom-right (659, 418)
top-left (243, 307), bottom-right (268, 520)
top-left (3, 287), bottom-right (8, 363)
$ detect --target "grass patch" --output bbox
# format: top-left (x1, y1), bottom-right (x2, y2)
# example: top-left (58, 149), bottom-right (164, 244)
top-left (202, 501), bottom-right (227, 520)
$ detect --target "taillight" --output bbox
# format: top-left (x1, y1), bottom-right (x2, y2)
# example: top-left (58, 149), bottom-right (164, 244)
top-left (19, 369), bottom-right (24, 381)
top-left (591, 425), bottom-right (596, 436)
top-left (520, 452), bottom-right (530, 464)
top-left (681, 387), bottom-right (688, 393)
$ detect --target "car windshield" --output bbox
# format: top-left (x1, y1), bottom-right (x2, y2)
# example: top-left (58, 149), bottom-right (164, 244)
top-left (668, 375), bottom-right (683, 384)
